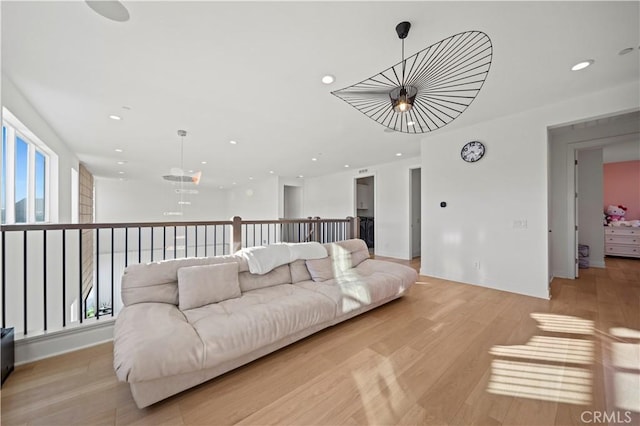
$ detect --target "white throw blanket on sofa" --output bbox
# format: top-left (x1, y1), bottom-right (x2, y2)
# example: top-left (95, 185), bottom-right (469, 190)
top-left (238, 242), bottom-right (327, 274)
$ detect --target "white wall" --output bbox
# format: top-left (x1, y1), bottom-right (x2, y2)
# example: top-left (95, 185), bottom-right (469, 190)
top-left (577, 149), bottom-right (605, 268)
top-left (2, 75), bottom-right (79, 222)
top-left (603, 139), bottom-right (640, 163)
top-left (94, 178), bottom-right (229, 222)
top-left (278, 177), bottom-right (303, 219)
top-left (226, 175), bottom-right (279, 220)
top-left (421, 81), bottom-right (639, 299)
top-left (304, 156), bottom-right (421, 259)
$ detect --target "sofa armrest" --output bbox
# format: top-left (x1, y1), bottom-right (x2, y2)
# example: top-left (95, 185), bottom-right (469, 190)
top-left (114, 303), bottom-right (204, 383)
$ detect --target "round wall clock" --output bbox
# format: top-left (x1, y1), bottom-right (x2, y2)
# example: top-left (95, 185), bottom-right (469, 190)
top-left (461, 141), bottom-right (485, 163)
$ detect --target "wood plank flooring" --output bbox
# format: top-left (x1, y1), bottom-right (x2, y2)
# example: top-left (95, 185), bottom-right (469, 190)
top-left (1, 256), bottom-right (639, 425)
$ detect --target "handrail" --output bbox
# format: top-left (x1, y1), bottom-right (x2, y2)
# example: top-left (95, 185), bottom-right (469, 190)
top-left (0, 216), bottom-right (360, 338)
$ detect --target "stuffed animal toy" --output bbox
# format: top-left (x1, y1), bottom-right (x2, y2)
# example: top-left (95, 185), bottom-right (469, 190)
top-left (605, 205), bottom-right (627, 224)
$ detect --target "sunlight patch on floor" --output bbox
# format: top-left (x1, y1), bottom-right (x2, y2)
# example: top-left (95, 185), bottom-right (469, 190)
top-left (487, 359), bottom-right (592, 405)
top-left (486, 313), bottom-right (595, 405)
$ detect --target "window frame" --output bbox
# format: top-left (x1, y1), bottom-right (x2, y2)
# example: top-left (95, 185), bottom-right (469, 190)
top-left (2, 109), bottom-right (53, 224)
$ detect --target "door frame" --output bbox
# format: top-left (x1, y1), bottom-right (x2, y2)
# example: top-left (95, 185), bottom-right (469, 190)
top-left (354, 173), bottom-right (376, 250)
top-left (409, 167), bottom-right (421, 258)
top-left (564, 134), bottom-right (636, 278)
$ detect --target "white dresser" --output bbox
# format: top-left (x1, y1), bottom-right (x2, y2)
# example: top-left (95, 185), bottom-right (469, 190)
top-left (604, 227), bottom-right (640, 258)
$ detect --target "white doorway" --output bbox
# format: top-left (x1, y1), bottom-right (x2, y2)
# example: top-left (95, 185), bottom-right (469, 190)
top-left (410, 168), bottom-right (421, 258)
top-left (283, 185), bottom-right (303, 219)
top-left (355, 176), bottom-right (375, 249)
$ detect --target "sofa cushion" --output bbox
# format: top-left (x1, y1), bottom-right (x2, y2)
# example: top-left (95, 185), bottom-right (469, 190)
top-left (182, 284), bottom-right (336, 369)
top-left (178, 263), bottom-right (241, 310)
top-left (121, 255), bottom-right (244, 306)
top-left (306, 256), bottom-right (352, 282)
top-left (324, 239), bottom-right (370, 267)
top-left (114, 303), bottom-right (205, 383)
top-left (238, 264), bottom-right (292, 292)
top-left (290, 259), bottom-right (312, 283)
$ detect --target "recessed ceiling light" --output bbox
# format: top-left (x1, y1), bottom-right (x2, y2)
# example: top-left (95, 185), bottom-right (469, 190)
top-left (571, 60), bottom-right (594, 71)
top-left (297, 175), bottom-right (304, 178)
top-left (219, 186), bottom-right (224, 189)
top-left (396, 153), bottom-right (402, 157)
top-left (344, 164), bottom-right (350, 168)
top-left (109, 114), bottom-right (122, 120)
top-left (269, 170), bottom-right (274, 174)
top-left (177, 201), bottom-right (191, 205)
top-left (118, 171), bottom-right (125, 174)
top-left (201, 161), bottom-right (207, 164)
top-left (321, 75), bottom-right (335, 84)
top-left (618, 47), bottom-right (634, 56)
top-left (116, 160), bottom-right (126, 165)
top-left (249, 177), bottom-right (253, 180)
top-left (114, 148), bottom-right (123, 153)
top-left (229, 140), bottom-right (237, 145)
top-left (188, 169), bottom-right (194, 173)
top-left (232, 182), bottom-right (237, 185)
top-left (312, 157), bottom-right (317, 162)
top-left (407, 121), bottom-right (416, 126)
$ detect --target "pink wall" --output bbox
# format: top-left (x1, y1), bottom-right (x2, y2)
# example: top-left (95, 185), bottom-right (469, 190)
top-left (603, 160), bottom-right (640, 220)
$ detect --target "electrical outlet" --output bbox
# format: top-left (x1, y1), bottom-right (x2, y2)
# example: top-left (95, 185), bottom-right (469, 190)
top-left (474, 261), bottom-right (481, 270)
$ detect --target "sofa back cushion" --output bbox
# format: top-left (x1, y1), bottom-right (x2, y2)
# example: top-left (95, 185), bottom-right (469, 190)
top-left (177, 263), bottom-right (241, 310)
top-left (121, 255), bottom-right (246, 306)
top-left (290, 259), bottom-right (312, 283)
top-left (238, 264), bottom-right (292, 292)
top-left (324, 239), bottom-right (370, 267)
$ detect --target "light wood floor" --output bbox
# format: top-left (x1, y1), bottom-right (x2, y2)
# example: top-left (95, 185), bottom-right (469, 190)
top-left (2, 257), bottom-right (639, 425)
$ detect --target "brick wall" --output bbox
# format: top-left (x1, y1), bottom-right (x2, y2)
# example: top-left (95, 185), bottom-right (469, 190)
top-left (79, 163), bottom-right (94, 304)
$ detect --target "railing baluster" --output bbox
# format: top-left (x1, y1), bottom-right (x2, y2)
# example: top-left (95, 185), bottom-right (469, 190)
top-left (96, 229), bottom-right (100, 320)
top-left (138, 227), bottom-right (142, 263)
top-left (195, 225), bottom-right (198, 257)
top-left (253, 224), bottom-right (256, 247)
top-left (150, 227), bottom-right (154, 262)
top-left (184, 226), bottom-right (188, 258)
top-left (43, 230), bottom-right (47, 331)
top-left (173, 227), bottom-right (177, 259)
top-left (23, 230), bottom-right (27, 335)
top-left (163, 226), bottom-right (166, 260)
top-left (78, 230), bottom-right (83, 324)
top-left (204, 225), bottom-right (208, 256)
top-left (111, 228), bottom-right (114, 317)
top-left (124, 227), bottom-right (128, 268)
top-left (62, 229), bottom-right (66, 327)
top-left (222, 225), bottom-right (226, 255)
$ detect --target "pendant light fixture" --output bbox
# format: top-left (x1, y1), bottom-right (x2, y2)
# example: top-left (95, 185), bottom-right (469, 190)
top-left (389, 22), bottom-right (417, 114)
top-left (331, 23), bottom-right (493, 134)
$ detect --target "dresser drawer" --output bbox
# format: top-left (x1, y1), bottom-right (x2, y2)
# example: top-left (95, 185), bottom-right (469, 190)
top-left (605, 244), bottom-right (640, 257)
top-left (605, 235), bottom-right (639, 245)
top-left (605, 227), bottom-right (638, 236)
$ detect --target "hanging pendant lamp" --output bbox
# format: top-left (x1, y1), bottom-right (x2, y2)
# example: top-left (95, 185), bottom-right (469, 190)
top-left (331, 22), bottom-right (493, 134)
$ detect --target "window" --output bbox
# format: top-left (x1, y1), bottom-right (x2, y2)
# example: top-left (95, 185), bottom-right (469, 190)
top-left (1, 108), bottom-right (54, 224)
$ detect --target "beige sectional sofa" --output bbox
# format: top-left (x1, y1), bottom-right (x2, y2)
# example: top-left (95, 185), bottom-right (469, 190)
top-left (114, 239), bottom-right (417, 408)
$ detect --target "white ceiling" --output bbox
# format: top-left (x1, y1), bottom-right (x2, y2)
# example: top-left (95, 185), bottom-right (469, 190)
top-left (2, 1), bottom-right (639, 188)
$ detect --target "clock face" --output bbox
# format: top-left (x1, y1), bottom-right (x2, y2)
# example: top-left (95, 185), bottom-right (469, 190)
top-left (461, 141), bottom-right (485, 163)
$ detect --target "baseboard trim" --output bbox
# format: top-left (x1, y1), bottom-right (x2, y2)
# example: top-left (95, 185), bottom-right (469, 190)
top-left (15, 319), bottom-right (115, 365)
top-left (589, 260), bottom-right (606, 269)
